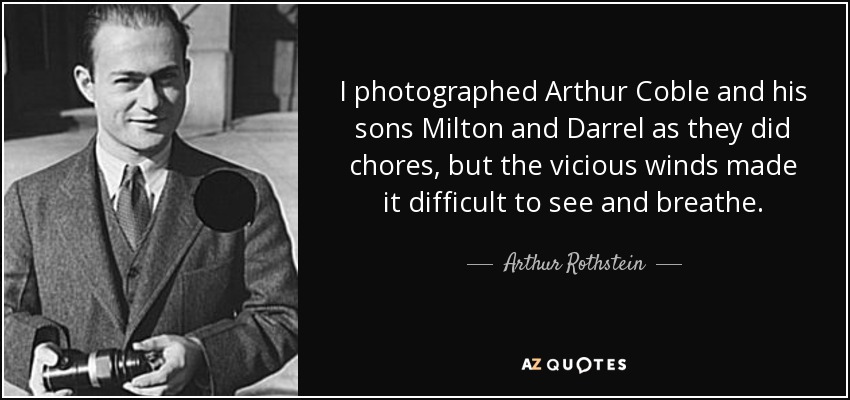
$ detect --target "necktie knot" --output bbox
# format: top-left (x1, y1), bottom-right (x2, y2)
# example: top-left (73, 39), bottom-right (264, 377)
top-left (122, 165), bottom-right (145, 189)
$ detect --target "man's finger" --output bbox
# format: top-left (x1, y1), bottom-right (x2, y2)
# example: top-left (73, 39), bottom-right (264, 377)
top-left (123, 382), bottom-right (168, 396)
top-left (29, 371), bottom-right (47, 392)
top-left (47, 389), bottom-right (73, 396)
top-left (30, 343), bottom-right (63, 394)
top-left (130, 362), bottom-right (174, 387)
top-left (133, 335), bottom-right (172, 351)
top-left (29, 379), bottom-right (47, 395)
top-left (33, 343), bottom-right (61, 366)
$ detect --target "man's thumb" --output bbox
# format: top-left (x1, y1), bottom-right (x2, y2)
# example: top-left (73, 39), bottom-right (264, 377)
top-left (133, 335), bottom-right (170, 351)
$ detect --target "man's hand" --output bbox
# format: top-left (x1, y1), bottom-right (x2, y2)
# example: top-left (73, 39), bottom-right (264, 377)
top-left (29, 342), bottom-right (73, 396)
top-left (122, 334), bottom-right (204, 396)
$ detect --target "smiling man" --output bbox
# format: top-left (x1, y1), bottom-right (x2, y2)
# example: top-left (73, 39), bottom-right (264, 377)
top-left (3, 5), bottom-right (298, 396)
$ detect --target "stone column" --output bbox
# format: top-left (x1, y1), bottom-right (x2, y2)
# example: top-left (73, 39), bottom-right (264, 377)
top-left (173, 4), bottom-right (233, 131)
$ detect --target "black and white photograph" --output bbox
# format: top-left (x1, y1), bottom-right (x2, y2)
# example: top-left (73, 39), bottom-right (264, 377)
top-left (3, 4), bottom-right (299, 396)
top-left (4, 2), bottom-right (847, 398)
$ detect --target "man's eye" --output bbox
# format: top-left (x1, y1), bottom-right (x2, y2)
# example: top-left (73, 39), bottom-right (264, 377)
top-left (115, 78), bottom-right (139, 85)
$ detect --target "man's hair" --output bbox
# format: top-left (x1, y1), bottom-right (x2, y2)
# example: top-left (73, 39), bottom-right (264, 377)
top-left (79, 5), bottom-right (190, 75)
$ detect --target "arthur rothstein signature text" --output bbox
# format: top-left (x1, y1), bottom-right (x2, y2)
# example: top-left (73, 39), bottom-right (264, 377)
top-left (504, 252), bottom-right (645, 275)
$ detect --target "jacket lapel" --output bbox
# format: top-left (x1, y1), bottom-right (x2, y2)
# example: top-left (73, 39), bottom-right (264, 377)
top-left (125, 136), bottom-right (204, 341)
top-left (56, 137), bottom-right (127, 333)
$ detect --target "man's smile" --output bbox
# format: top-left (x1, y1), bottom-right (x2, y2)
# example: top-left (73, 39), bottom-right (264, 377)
top-left (129, 117), bottom-right (166, 128)
top-left (130, 117), bottom-right (162, 122)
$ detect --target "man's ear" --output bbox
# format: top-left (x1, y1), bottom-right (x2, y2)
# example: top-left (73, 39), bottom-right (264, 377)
top-left (73, 65), bottom-right (95, 103)
top-left (183, 59), bottom-right (191, 83)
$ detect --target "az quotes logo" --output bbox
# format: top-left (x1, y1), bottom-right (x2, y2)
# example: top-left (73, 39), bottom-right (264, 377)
top-left (522, 357), bottom-right (627, 374)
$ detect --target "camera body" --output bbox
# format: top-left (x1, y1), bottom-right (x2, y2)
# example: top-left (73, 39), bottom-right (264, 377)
top-left (42, 348), bottom-right (160, 392)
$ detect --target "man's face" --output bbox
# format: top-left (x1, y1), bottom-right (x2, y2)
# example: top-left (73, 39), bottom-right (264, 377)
top-left (76, 23), bottom-right (189, 156)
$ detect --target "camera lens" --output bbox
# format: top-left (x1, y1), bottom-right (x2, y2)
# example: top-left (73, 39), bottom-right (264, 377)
top-left (43, 349), bottom-right (155, 391)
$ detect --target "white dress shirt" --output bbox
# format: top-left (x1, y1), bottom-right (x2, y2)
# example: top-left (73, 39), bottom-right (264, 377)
top-left (95, 136), bottom-right (171, 213)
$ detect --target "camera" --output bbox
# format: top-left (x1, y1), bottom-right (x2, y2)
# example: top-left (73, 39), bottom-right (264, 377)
top-left (43, 348), bottom-right (162, 391)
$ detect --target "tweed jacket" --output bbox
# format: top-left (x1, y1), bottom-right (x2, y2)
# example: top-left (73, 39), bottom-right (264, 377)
top-left (3, 135), bottom-right (298, 395)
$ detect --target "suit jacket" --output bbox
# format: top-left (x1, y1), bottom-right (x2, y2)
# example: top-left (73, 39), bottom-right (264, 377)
top-left (4, 135), bottom-right (298, 395)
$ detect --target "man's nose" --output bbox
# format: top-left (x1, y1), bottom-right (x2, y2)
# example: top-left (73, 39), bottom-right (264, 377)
top-left (137, 77), bottom-right (162, 111)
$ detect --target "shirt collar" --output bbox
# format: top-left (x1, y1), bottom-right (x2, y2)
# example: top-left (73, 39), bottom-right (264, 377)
top-left (95, 133), bottom-right (172, 209)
